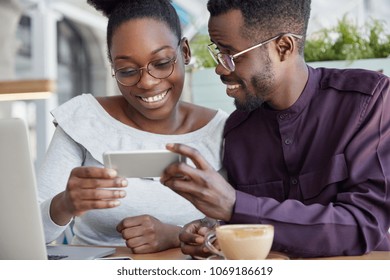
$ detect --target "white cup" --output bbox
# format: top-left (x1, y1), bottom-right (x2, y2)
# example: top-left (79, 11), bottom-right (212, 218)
top-left (204, 224), bottom-right (274, 260)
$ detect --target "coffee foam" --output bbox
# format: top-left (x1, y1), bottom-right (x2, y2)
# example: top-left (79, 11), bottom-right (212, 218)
top-left (218, 226), bottom-right (273, 238)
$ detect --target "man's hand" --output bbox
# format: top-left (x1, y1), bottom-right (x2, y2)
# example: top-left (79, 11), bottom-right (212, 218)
top-left (179, 218), bottom-right (218, 258)
top-left (160, 143), bottom-right (236, 221)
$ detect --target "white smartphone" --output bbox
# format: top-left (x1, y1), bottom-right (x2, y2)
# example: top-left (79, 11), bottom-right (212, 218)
top-left (103, 150), bottom-right (183, 178)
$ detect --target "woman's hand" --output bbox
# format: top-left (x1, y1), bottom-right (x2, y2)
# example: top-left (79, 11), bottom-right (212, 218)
top-left (50, 166), bottom-right (127, 225)
top-left (116, 215), bottom-right (181, 254)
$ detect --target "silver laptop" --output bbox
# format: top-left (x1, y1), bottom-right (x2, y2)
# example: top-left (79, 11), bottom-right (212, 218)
top-left (0, 118), bottom-right (116, 260)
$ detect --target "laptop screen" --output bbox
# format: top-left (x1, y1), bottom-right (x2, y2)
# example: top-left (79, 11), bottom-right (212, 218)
top-left (0, 118), bottom-right (115, 260)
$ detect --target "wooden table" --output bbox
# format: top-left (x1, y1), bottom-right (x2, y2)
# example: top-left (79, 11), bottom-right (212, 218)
top-left (110, 247), bottom-right (390, 260)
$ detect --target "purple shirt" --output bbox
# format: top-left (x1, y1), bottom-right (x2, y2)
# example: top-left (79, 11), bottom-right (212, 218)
top-left (223, 66), bottom-right (390, 257)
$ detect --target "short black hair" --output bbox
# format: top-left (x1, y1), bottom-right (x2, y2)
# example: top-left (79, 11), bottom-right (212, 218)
top-left (87, 0), bottom-right (182, 62)
top-left (207, 0), bottom-right (311, 54)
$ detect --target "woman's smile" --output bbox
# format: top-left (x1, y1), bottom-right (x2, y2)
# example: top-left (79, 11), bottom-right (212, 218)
top-left (138, 89), bottom-right (169, 103)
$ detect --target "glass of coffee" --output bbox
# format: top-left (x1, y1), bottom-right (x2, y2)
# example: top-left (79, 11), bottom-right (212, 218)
top-left (204, 224), bottom-right (274, 260)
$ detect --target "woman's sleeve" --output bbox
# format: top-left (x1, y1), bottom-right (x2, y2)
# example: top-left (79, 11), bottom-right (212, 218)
top-left (37, 125), bottom-right (85, 243)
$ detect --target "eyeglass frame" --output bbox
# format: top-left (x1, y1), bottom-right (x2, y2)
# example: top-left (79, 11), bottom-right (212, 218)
top-left (112, 40), bottom-right (182, 87)
top-left (207, 33), bottom-right (303, 72)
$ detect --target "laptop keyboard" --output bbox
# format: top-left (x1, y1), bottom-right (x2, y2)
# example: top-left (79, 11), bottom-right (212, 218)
top-left (48, 254), bottom-right (68, 260)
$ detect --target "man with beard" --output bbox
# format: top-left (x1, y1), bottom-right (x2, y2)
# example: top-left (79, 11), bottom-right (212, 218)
top-left (160, 0), bottom-right (390, 258)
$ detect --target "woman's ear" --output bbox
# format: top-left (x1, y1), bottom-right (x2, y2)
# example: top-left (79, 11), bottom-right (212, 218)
top-left (180, 37), bottom-right (192, 65)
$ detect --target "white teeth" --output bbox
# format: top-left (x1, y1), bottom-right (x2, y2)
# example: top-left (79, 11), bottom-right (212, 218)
top-left (141, 91), bottom-right (168, 103)
top-left (227, 84), bottom-right (240, 90)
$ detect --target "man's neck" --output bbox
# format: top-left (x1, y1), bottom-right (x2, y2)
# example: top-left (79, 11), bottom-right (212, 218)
top-left (267, 60), bottom-right (308, 111)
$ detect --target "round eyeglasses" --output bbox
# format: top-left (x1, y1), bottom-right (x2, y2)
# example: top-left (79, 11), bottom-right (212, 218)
top-left (112, 44), bottom-right (180, 87)
top-left (207, 33), bottom-right (303, 72)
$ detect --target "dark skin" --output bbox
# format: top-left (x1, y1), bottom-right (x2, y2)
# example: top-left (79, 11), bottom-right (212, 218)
top-left (160, 9), bottom-right (308, 257)
top-left (49, 18), bottom-right (216, 254)
top-left (98, 95), bottom-right (214, 135)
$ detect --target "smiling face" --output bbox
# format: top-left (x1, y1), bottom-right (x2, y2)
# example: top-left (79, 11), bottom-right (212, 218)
top-left (110, 18), bottom-right (190, 121)
top-left (208, 9), bottom-right (277, 112)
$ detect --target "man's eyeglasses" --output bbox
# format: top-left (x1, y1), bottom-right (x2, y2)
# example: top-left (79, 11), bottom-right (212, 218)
top-left (112, 42), bottom-right (181, 87)
top-left (207, 33), bottom-right (303, 72)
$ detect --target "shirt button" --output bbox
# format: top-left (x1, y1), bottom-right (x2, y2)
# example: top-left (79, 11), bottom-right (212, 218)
top-left (279, 113), bottom-right (289, 120)
top-left (284, 138), bottom-right (292, 145)
top-left (291, 178), bottom-right (298, 185)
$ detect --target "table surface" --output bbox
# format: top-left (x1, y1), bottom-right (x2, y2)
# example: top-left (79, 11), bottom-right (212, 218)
top-left (109, 246), bottom-right (390, 260)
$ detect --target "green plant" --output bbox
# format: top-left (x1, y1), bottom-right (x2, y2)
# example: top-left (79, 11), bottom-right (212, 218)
top-left (304, 15), bottom-right (390, 62)
top-left (190, 34), bottom-right (216, 69)
top-left (190, 15), bottom-right (390, 68)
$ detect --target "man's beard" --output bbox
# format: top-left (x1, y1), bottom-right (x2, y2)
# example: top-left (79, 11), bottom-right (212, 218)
top-left (235, 56), bottom-right (274, 112)
top-left (234, 93), bottom-right (264, 112)
top-left (234, 90), bottom-right (265, 112)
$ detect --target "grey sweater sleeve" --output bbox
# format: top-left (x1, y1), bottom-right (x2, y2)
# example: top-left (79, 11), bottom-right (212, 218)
top-left (37, 126), bottom-right (85, 243)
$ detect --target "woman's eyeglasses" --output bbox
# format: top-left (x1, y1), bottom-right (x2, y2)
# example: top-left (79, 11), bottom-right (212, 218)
top-left (112, 42), bottom-right (181, 87)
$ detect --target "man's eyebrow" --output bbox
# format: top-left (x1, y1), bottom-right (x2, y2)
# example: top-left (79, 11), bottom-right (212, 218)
top-left (211, 40), bottom-right (239, 52)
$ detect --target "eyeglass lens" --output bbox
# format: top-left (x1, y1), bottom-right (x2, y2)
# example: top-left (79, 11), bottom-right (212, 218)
top-left (208, 44), bottom-right (235, 72)
top-left (218, 53), bottom-right (235, 71)
top-left (115, 57), bottom-right (176, 86)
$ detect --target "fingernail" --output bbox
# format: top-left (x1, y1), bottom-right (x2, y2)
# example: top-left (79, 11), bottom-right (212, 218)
top-left (166, 143), bottom-right (174, 149)
top-left (108, 169), bottom-right (117, 177)
top-left (110, 200), bottom-right (120, 207)
top-left (117, 190), bottom-right (126, 198)
top-left (115, 178), bottom-right (127, 186)
top-left (121, 179), bottom-right (128, 187)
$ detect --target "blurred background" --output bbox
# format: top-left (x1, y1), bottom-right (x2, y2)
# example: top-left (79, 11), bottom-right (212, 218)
top-left (0, 0), bottom-right (389, 169)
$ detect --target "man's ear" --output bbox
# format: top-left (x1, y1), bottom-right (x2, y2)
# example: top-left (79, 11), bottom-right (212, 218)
top-left (276, 35), bottom-right (295, 61)
top-left (180, 37), bottom-right (192, 65)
